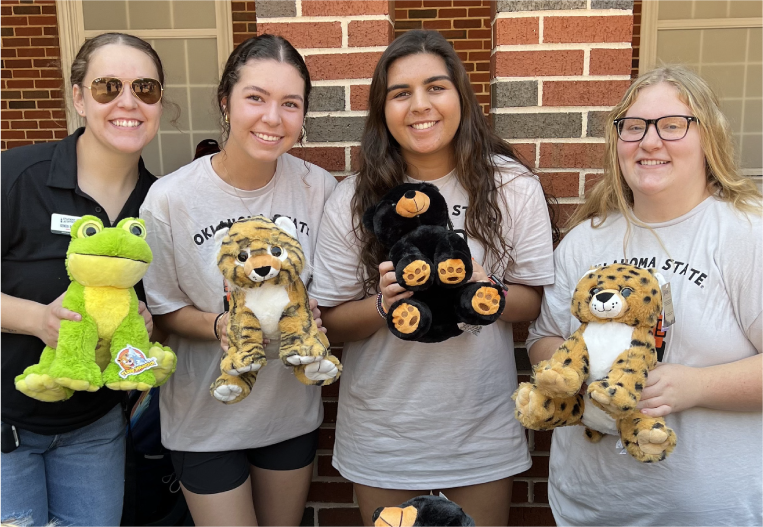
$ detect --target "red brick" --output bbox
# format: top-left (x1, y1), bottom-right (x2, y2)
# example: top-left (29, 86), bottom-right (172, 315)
top-left (517, 455), bottom-right (549, 477)
top-left (494, 17), bottom-right (539, 45)
top-left (5, 79), bottom-right (33, 88)
top-left (231, 1), bottom-right (245, 10)
top-left (533, 430), bottom-right (553, 451)
top-left (2, 110), bottom-right (23, 119)
top-left (544, 80), bottom-right (631, 106)
top-left (5, 140), bottom-right (34, 148)
top-left (317, 454), bottom-right (342, 477)
top-left (538, 171), bottom-right (580, 197)
top-left (350, 145), bottom-right (361, 171)
top-left (395, 9), bottom-right (408, 19)
top-left (22, 110), bottom-right (50, 119)
top-left (307, 481), bottom-right (354, 503)
top-left (510, 143), bottom-right (537, 167)
top-left (585, 172), bottom-right (604, 194)
top-left (4, 58), bottom-right (32, 68)
top-left (12, 5), bottom-right (40, 15)
top-left (1, 130), bottom-right (27, 139)
top-left (232, 11), bottom-right (256, 21)
top-left (439, 8), bottom-right (467, 17)
top-left (397, 0), bottom-right (422, 7)
top-left (44, 48), bottom-right (61, 57)
top-left (257, 22), bottom-right (341, 49)
top-left (322, 378), bottom-right (340, 397)
top-left (38, 120), bottom-right (64, 129)
top-left (544, 15), bottom-right (632, 44)
top-left (30, 37), bottom-right (57, 46)
top-left (38, 69), bottom-right (61, 78)
top-left (454, 18), bottom-right (481, 28)
top-left (34, 79), bottom-right (61, 89)
top-left (302, 1), bottom-right (389, 16)
top-left (1, 46), bottom-right (17, 57)
top-left (305, 52), bottom-right (384, 81)
top-left (493, 50), bottom-right (583, 77)
top-left (590, 48), bottom-right (633, 76)
top-left (422, 20), bottom-right (452, 29)
top-left (2, 16), bottom-right (29, 26)
top-left (350, 84), bottom-right (370, 111)
top-left (289, 146), bottom-right (346, 171)
top-left (25, 129), bottom-right (53, 139)
top-left (512, 481), bottom-right (529, 503)
top-left (41, 5), bottom-right (56, 15)
top-left (15, 46), bottom-right (44, 56)
top-left (11, 120), bottom-right (38, 129)
top-left (468, 6), bottom-right (491, 16)
top-left (508, 506), bottom-right (556, 526)
top-left (26, 15), bottom-right (57, 26)
top-left (540, 142), bottom-right (605, 169)
top-left (467, 28), bottom-right (491, 39)
top-left (453, 39), bottom-right (482, 50)
top-left (54, 129), bottom-right (67, 138)
top-left (349, 20), bottom-right (391, 47)
top-left (534, 481), bottom-right (549, 503)
top-left (12, 69), bottom-right (41, 78)
top-left (318, 427), bottom-right (335, 450)
top-left (422, 1), bottom-right (454, 6)
top-left (13, 26), bottom-right (42, 37)
top-left (317, 508), bottom-right (363, 526)
top-left (1, 7), bottom-right (13, 16)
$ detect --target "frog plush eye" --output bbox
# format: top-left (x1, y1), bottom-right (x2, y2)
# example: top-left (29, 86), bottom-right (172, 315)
top-left (122, 220), bottom-right (146, 239)
top-left (77, 220), bottom-right (103, 238)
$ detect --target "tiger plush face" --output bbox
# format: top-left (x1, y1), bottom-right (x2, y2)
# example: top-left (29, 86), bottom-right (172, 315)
top-left (216, 216), bottom-right (305, 288)
top-left (572, 264), bottom-right (663, 328)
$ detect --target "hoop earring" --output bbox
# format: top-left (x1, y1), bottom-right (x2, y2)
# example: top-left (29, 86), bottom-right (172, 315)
top-left (299, 124), bottom-right (306, 141)
top-left (224, 113), bottom-right (230, 124)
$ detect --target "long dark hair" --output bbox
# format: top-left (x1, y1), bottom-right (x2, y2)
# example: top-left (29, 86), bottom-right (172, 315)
top-left (217, 34), bottom-right (312, 141)
top-left (352, 30), bottom-right (558, 293)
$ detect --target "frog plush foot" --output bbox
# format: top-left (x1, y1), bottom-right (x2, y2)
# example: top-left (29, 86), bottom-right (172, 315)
top-left (16, 371), bottom-right (73, 402)
top-left (49, 357), bottom-right (103, 393)
top-left (103, 361), bottom-right (155, 391)
top-left (147, 344), bottom-right (177, 386)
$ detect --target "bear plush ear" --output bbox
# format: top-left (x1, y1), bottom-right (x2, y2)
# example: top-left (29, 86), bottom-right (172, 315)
top-left (274, 216), bottom-right (298, 239)
top-left (362, 204), bottom-right (377, 233)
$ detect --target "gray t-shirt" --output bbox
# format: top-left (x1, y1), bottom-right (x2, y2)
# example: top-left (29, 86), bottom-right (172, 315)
top-left (527, 196), bottom-right (762, 526)
top-left (140, 153), bottom-right (337, 451)
top-left (309, 158), bottom-right (555, 489)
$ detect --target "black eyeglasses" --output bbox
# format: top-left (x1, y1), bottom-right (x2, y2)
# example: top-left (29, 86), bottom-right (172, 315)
top-left (613, 115), bottom-right (700, 142)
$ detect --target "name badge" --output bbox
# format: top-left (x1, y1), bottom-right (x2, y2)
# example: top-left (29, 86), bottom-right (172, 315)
top-left (50, 213), bottom-right (81, 235)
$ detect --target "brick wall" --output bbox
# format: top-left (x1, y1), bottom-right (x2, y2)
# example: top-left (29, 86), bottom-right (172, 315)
top-left (394, 0), bottom-right (492, 115)
top-left (1, 0), bottom-right (67, 151)
top-left (492, 2), bottom-right (634, 523)
top-left (631, 0), bottom-right (641, 78)
top-left (232, 1), bottom-right (258, 45)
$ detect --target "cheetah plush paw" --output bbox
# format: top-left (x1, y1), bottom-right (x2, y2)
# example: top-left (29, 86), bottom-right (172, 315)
top-left (534, 360), bottom-right (583, 397)
top-left (513, 382), bottom-right (556, 429)
top-left (619, 415), bottom-right (676, 462)
top-left (588, 379), bottom-right (639, 417)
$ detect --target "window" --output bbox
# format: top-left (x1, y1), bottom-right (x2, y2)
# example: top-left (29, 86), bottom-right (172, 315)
top-left (56, 0), bottom-right (233, 175)
top-left (640, 0), bottom-right (762, 176)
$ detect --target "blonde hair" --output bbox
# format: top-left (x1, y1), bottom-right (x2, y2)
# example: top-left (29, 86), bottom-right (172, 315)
top-left (568, 65), bottom-right (762, 237)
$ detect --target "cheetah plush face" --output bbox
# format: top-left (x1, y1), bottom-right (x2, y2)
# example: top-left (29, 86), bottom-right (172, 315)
top-left (216, 216), bottom-right (305, 288)
top-left (572, 264), bottom-right (663, 327)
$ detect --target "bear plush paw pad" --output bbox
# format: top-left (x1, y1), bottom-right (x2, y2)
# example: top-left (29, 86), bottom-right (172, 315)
top-left (471, 286), bottom-right (502, 315)
top-left (402, 260), bottom-right (431, 287)
top-left (437, 259), bottom-right (467, 285)
top-left (392, 303), bottom-right (422, 334)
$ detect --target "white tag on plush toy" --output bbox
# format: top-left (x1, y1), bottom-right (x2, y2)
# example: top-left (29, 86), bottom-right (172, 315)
top-left (457, 322), bottom-right (482, 336)
top-left (115, 345), bottom-right (158, 379)
top-left (660, 282), bottom-right (675, 328)
top-left (615, 439), bottom-right (628, 455)
top-left (50, 213), bottom-right (81, 235)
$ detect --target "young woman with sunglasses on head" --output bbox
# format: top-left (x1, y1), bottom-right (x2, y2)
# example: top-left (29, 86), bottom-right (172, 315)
top-left (1, 32), bottom-right (166, 526)
top-left (309, 30), bottom-right (557, 525)
top-left (527, 65), bottom-right (762, 525)
top-left (140, 34), bottom-right (337, 526)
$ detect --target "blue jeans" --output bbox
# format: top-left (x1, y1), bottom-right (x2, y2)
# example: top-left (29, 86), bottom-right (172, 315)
top-left (1, 404), bottom-right (126, 526)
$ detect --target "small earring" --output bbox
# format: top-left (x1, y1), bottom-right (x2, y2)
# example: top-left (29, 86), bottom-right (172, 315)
top-left (299, 124), bottom-right (306, 141)
top-left (224, 113), bottom-right (230, 124)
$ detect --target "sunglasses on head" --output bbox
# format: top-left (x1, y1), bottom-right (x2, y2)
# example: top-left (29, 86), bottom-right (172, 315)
top-left (84, 77), bottom-right (163, 105)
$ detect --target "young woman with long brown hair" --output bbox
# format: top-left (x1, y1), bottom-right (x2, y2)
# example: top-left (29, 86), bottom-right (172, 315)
top-left (310, 30), bottom-right (557, 525)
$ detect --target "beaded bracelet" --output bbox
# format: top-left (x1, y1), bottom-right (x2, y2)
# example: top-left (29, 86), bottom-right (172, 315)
top-left (213, 312), bottom-right (226, 340)
top-left (376, 292), bottom-right (388, 319)
top-left (488, 274), bottom-right (509, 297)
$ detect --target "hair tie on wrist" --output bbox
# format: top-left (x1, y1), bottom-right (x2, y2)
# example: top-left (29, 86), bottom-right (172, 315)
top-left (213, 312), bottom-right (225, 340)
top-left (376, 292), bottom-right (388, 319)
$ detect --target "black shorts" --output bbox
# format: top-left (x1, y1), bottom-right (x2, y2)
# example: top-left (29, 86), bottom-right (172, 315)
top-left (169, 428), bottom-right (319, 495)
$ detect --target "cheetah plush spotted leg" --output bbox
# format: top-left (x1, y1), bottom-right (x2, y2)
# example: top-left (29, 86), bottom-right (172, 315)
top-left (454, 282), bottom-right (505, 325)
top-left (588, 326), bottom-right (656, 417)
top-left (210, 370), bottom-right (257, 404)
top-left (617, 413), bottom-right (676, 462)
top-left (221, 291), bottom-right (267, 376)
top-left (534, 325), bottom-right (590, 397)
top-left (387, 297), bottom-right (432, 340)
top-left (513, 383), bottom-right (585, 431)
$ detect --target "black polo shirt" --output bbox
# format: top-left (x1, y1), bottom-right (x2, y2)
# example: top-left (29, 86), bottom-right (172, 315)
top-left (1, 127), bottom-right (156, 435)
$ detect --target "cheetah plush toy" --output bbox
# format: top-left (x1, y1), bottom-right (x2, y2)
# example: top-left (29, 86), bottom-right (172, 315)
top-left (363, 182), bottom-right (505, 343)
top-left (210, 216), bottom-right (342, 404)
top-left (513, 264), bottom-right (677, 462)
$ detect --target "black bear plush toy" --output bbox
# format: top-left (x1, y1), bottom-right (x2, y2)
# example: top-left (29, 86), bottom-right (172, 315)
top-left (372, 495), bottom-right (475, 527)
top-left (363, 182), bottom-right (505, 343)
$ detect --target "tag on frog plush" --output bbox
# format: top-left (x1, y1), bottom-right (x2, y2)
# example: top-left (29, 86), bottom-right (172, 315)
top-left (115, 345), bottom-right (158, 379)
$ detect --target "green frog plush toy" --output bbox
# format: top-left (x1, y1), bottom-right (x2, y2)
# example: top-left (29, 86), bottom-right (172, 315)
top-left (15, 216), bottom-right (176, 402)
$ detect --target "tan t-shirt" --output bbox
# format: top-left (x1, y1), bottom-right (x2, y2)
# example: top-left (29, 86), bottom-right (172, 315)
top-left (309, 157), bottom-right (554, 488)
top-left (141, 153), bottom-right (336, 451)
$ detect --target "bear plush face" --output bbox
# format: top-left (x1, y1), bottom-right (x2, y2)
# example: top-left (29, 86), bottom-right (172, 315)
top-left (572, 264), bottom-right (662, 328)
top-left (363, 182), bottom-right (450, 248)
top-left (216, 216), bottom-right (305, 288)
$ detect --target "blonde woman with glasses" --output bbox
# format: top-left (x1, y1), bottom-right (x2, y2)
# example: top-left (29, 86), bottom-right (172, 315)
top-left (1, 33), bottom-right (167, 526)
top-left (527, 65), bottom-right (762, 525)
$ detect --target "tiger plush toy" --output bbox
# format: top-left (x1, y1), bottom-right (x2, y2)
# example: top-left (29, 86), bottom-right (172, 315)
top-left (210, 216), bottom-right (342, 404)
top-left (512, 264), bottom-right (677, 463)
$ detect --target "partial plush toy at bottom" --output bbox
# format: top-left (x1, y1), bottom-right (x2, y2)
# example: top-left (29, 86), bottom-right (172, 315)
top-left (363, 183), bottom-right (505, 343)
top-left (15, 216), bottom-right (177, 402)
top-left (373, 495), bottom-right (475, 527)
top-left (211, 216), bottom-right (342, 404)
top-left (513, 264), bottom-right (676, 462)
